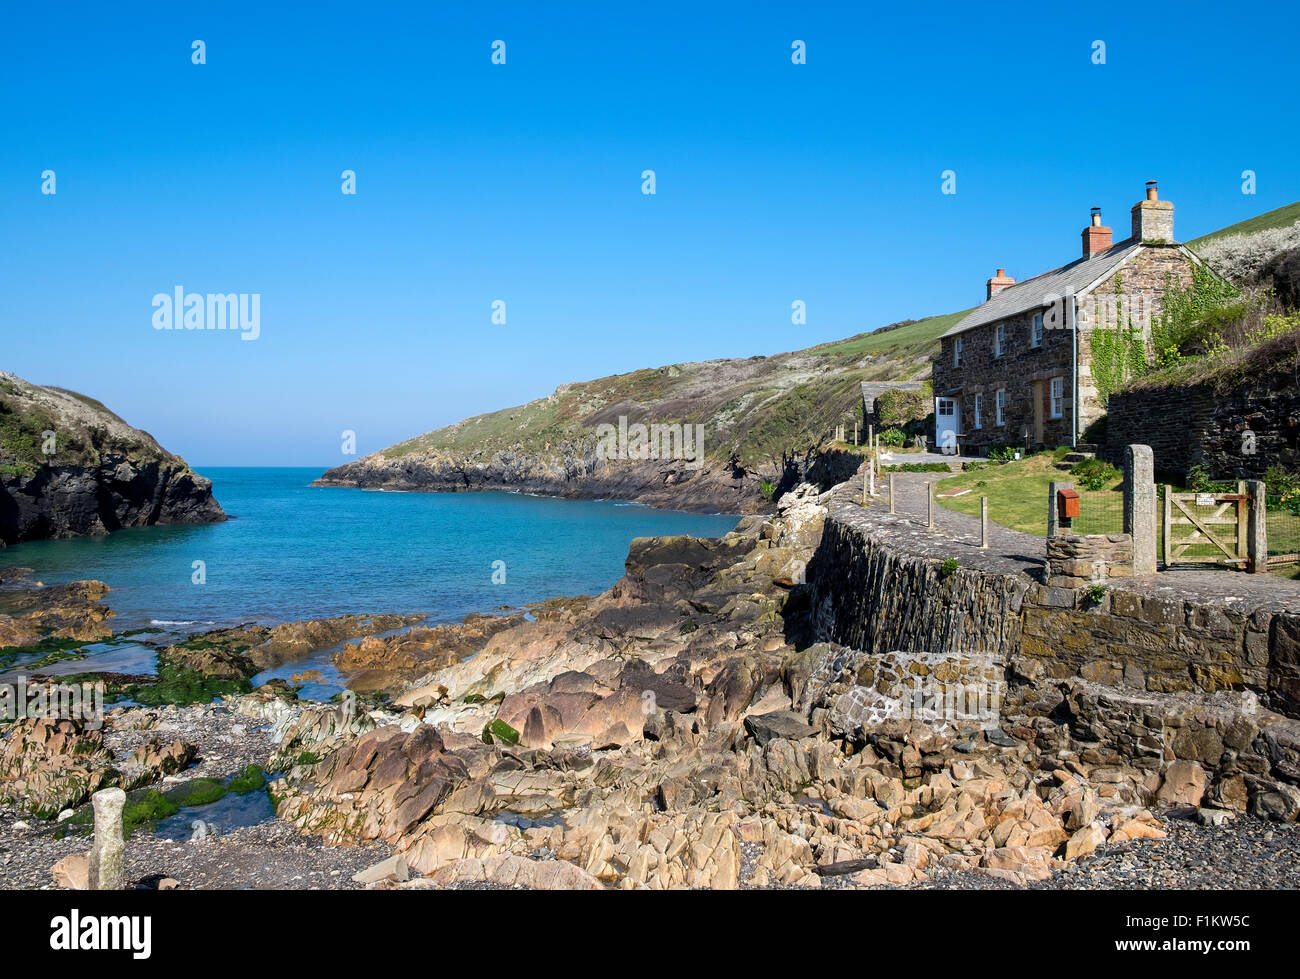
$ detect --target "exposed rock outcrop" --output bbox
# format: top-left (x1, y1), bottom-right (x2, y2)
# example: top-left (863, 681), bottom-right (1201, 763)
top-left (0, 371), bottom-right (225, 545)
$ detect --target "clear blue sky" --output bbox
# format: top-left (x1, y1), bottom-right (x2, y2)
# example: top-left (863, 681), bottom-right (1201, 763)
top-left (2, 1), bottom-right (1296, 466)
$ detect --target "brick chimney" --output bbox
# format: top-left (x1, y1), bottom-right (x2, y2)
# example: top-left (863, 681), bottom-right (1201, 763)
top-left (1082, 206), bottom-right (1113, 258)
top-left (986, 268), bottom-right (1015, 300)
top-left (1131, 180), bottom-right (1175, 243)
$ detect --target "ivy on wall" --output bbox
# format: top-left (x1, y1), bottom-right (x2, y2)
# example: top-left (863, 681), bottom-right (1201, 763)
top-left (1090, 277), bottom-right (1148, 405)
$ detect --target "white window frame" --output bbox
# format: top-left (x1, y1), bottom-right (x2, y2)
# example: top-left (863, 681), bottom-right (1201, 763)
top-left (1031, 313), bottom-right (1043, 348)
top-left (994, 323), bottom-right (1004, 357)
top-left (1049, 376), bottom-right (1064, 419)
top-left (954, 337), bottom-right (963, 367)
top-left (995, 389), bottom-right (1006, 426)
top-left (973, 393), bottom-right (982, 430)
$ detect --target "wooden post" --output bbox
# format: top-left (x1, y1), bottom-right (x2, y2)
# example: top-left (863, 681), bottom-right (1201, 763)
top-left (980, 496), bottom-right (989, 549)
top-left (889, 473), bottom-right (896, 514)
top-left (1247, 479), bottom-right (1267, 573)
top-left (1237, 479), bottom-right (1248, 563)
top-left (862, 465), bottom-right (868, 504)
top-left (868, 459), bottom-right (876, 498)
top-left (1170, 481), bottom-right (1180, 564)
top-left (853, 422), bottom-right (858, 447)
top-left (928, 479), bottom-right (936, 530)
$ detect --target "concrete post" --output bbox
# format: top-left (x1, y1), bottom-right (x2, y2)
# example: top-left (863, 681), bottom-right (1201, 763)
top-left (868, 460), bottom-right (876, 498)
top-left (1247, 479), bottom-right (1267, 574)
top-left (1123, 444), bottom-right (1157, 576)
top-left (889, 473), bottom-right (896, 514)
top-left (980, 496), bottom-right (989, 549)
top-left (87, 787), bottom-right (126, 890)
top-left (1048, 481), bottom-right (1072, 539)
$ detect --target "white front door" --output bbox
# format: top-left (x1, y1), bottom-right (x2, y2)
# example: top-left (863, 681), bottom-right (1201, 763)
top-left (935, 397), bottom-right (961, 454)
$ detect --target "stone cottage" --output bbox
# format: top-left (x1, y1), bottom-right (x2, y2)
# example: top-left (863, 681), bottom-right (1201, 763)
top-left (930, 182), bottom-right (1218, 454)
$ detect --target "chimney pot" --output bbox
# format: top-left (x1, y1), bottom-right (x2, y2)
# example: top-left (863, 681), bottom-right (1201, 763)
top-left (986, 268), bottom-right (1015, 300)
top-left (1082, 207), bottom-right (1113, 258)
top-left (1132, 180), bottom-right (1174, 242)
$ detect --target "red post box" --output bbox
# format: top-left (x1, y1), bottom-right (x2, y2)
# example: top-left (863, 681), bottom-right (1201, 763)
top-left (1057, 488), bottom-right (1080, 520)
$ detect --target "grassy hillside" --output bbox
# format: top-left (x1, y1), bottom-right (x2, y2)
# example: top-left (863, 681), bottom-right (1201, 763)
top-left (812, 309), bottom-right (974, 361)
top-left (382, 310), bottom-right (965, 473)
top-left (1187, 200), bottom-right (1300, 248)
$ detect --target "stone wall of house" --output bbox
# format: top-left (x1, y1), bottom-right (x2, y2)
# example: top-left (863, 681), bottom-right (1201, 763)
top-left (932, 310), bottom-right (1074, 453)
top-left (1103, 368), bottom-right (1300, 479)
top-left (1046, 533), bottom-right (1133, 587)
top-left (1079, 245), bottom-right (1197, 435)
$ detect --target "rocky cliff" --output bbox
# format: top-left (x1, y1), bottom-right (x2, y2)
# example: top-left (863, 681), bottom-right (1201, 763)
top-left (0, 371), bottom-right (225, 546)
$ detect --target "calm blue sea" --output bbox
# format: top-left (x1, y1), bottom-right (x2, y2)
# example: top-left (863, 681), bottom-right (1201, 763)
top-left (0, 468), bottom-right (739, 635)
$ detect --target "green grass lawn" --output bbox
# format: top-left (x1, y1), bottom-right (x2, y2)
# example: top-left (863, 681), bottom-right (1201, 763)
top-left (936, 452), bottom-right (1296, 567)
top-left (934, 452), bottom-right (1125, 537)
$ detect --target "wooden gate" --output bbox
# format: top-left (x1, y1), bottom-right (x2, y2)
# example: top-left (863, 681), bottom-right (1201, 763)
top-left (1162, 483), bottom-right (1251, 567)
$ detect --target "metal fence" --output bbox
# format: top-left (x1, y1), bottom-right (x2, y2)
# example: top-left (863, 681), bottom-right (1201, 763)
top-left (1072, 487), bottom-right (1127, 536)
top-left (1267, 499), bottom-right (1300, 567)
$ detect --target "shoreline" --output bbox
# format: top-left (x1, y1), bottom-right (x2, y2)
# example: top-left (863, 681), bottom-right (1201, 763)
top-left (4, 478), bottom-right (1299, 892)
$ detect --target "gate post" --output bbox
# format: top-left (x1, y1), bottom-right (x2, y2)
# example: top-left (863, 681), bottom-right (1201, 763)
top-left (1163, 485), bottom-right (1172, 567)
top-left (1048, 481), bottom-right (1071, 538)
top-left (1123, 444), bottom-right (1157, 576)
top-left (1247, 479), bottom-right (1267, 574)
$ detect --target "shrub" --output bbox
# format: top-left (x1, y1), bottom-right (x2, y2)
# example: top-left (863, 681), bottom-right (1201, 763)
top-left (1246, 311), bottom-right (1300, 346)
top-left (878, 427), bottom-right (907, 447)
top-left (884, 462), bottom-right (951, 473)
top-left (1264, 247), bottom-right (1300, 308)
top-left (1150, 263), bottom-right (1244, 368)
top-left (1196, 219), bottom-right (1300, 283)
top-left (1069, 458), bottom-right (1120, 491)
top-left (1186, 464), bottom-right (1232, 494)
top-left (940, 558), bottom-right (959, 578)
top-left (876, 389), bottom-right (929, 427)
top-left (1265, 464), bottom-right (1300, 498)
top-left (987, 445), bottom-right (1018, 463)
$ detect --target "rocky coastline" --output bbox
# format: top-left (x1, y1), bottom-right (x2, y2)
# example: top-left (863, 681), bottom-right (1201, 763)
top-left (313, 442), bottom-right (866, 516)
top-left (4, 474), bottom-right (1298, 890)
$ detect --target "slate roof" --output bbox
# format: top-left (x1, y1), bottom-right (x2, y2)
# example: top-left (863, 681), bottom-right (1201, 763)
top-left (942, 238), bottom-right (1144, 338)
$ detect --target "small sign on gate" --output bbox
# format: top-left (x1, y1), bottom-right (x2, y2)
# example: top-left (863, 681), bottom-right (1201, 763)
top-left (1195, 492), bottom-right (1215, 507)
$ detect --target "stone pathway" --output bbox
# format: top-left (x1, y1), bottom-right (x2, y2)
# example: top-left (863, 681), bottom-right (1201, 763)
top-left (876, 449), bottom-right (969, 468)
top-left (841, 468), bottom-right (1300, 613)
